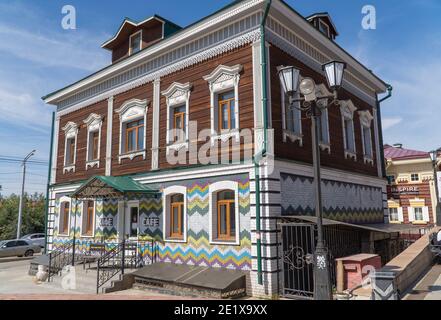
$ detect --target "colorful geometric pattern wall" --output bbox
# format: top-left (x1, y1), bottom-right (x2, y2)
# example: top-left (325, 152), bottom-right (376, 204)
top-left (151, 174), bottom-right (252, 270)
top-left (280, 173), bottom-right (384, 224)
top-left (50, 174), bottom-right (251, 271)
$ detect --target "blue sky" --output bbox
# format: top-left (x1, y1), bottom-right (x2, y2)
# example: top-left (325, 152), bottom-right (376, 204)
top-left (0, 0), bottom-right (439, 195)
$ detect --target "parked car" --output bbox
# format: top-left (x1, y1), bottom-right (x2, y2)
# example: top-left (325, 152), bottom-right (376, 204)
top-left (0, 240), bottom-right (41, 258)
top-left (21, 233), bottom-right (45, 248)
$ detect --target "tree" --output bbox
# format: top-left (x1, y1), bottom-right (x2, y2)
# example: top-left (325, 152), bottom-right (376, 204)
top-left (0, 193), bottom-right (46, 240)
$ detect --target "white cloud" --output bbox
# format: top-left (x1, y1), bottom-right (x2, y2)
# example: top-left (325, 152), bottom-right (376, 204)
top-left (382, 117), bottom-right (402, 130)
top-left (0, 24), bottom-right (109, 72)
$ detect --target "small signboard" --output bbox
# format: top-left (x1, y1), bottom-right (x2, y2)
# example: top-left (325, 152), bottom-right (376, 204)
top-left (390, 186), bottom-right (419, 196)
top-left (142, 217), bottom-right (160, 228)
top-left (99, 217), bottom-right (114, 228)
top-left (89, 243), bottom-right (106, 253)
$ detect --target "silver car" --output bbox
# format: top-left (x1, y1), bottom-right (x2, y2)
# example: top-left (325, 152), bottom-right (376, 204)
top-left (0, 240), bottom-right (41, 258)
top-left (21, 233), bottom-right (46, 248)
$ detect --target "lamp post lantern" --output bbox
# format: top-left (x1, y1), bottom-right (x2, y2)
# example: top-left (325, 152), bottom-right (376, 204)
top-left (278, 61), bottom-right (347, 300)
top-left (430, 149), bottom-right (441, 227)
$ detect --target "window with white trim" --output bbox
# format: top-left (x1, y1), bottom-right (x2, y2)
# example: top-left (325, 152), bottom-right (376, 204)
top-left (208, 181), bottom-right (240, 245)
top-left (115, 99), bottom-right (149, 163)
top-left (340, 100), bottom-right (357, 160)
top-left (58, 199), bottom-right (71, 236)
top-left (316, 84), bottom-right (331, 152)
top-left (279, 75), bottom-right (302, 144)
top-left (389, 208), bottom-right (399, 222)
top-left (203, 65), bottom-right (242, 144)
top-left (161, 82), bottom-right (192, 152)
top-left (81, 200), bottom-right (95, 237)
top-left (129, 30), bottom-right (142, 55)
top-left (411, 173), bottom-right (419, 182)
top-left (359, 110), bottom-right (374, 164)
top-left (163, 186), bottom-right (187, 242)
top-left (62, 122), bottom-right (79, 173)
top-left (83, 113), bottom-right (103, 169)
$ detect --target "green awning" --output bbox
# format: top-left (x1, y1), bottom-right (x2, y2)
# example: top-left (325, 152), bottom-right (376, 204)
top-left (70, 176), bottom-right (159, 199)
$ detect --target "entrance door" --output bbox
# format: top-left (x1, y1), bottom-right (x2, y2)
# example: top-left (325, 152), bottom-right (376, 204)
top-left (125, 203), bottom-right (140, 239)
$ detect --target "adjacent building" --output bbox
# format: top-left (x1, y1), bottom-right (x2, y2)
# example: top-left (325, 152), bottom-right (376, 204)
top-left (43, 0), bottom-right (390, 298)
top-left (385, 144), bottom-right (438, 225)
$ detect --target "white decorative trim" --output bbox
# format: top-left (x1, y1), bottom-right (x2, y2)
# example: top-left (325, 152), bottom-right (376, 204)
top-left (119, 151), bottom-right (146, 163)
top-left (152, 79), bottom-right (161, 171)
top-left (57, 196), bottom-right (72, 237)
top-left (105, 97), bottom-right (114, 176)
top-left (340, 100), bottom-right (357, 158)
top-left (62, 121), bottom-right (78, 173)
top-left (372, 108), bottom-right (382, 177)
top-left (204, 64), bottom-right (242, 145)
top-left (163, 185), bottom-right (188, 243)
top-left (80, 200), bottom-right (96, 238)
top-left (115, 98), bottom-right (149, 163)
top-left (208, 180), bottom-right (240, 246)
top-left (252, 41), bottom-right (264, 155)
top-left (359, 110), bottom-right (374, 165)
top-left (162, 82), bottom-right (192, 148)
top-left (56, 30), bottom-right (261, 117)
top-left (283, 130), bottom-right (303, 145)
top-left (319, 143), bottom-right (331, 154)
top-left (212, 129), bottom-right (241, 146)
top-left (83, 113), bottom-right (103, 169)
top-left (167, 141), bottom-right (189, 153)
top-left (51, 116), bottom-right (60, 184)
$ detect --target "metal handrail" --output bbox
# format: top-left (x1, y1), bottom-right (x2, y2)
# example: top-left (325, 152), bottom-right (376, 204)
top-left (96, 239), bottom-right (157, 294)
top-left (48, 240), bottom-right (74, 281)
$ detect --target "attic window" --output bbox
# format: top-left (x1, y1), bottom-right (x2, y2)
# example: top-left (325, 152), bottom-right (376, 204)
top-left (129, 31), bottom-right (142, 55)
top-left (319, 20), bottom-right (330, 37)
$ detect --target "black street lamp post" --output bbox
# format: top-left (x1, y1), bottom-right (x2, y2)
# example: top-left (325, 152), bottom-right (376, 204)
top-left (278, 61), bottom-right (347, 300)
top-left (430, 149), bottom-right (441, 227)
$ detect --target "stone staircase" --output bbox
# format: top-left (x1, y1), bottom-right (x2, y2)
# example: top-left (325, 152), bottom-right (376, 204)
top-left (45, 262), bottom-right (121, 294)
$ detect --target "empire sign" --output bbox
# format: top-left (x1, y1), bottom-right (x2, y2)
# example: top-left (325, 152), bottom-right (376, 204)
top-left (390, 186), bottom-right (419, 196)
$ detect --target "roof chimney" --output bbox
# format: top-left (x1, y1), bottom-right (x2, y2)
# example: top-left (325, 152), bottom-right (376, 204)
top-left (393, 143), bottom-right (403, 149)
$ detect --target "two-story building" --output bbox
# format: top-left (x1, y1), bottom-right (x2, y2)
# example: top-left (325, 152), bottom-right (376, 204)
top-left (385, 144), bottom-right (438, 225)
top-left (43, 0), bottom-right (391, 298)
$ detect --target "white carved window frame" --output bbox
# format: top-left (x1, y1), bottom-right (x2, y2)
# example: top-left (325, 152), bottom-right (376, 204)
top-left (316, 84), bottom-right (332, 154)
top-left (80, 199), bottom-right (96, 238)
top-left (278, 66), bottom-right (303, 146)
top-left (115, 99), bottom-right (149, 163)
top-left (83, 113), bottom-right (103, 170)
top-left (203, 64), bottom-right (242, 146)
top-left (340, 100), bottom-right (357, 161)
top-left (161, 82), bottom-right (192, 153)
top-left (358, 110), bottom-right (374, 165)
top-left (58, 196), bottom-right (72, 237)
top-left (208, 181), bottom-right (240, 246)
top-left (62, 121), bottom-right (79, 174)
top-left (162, 185), bottom-right (188, 244)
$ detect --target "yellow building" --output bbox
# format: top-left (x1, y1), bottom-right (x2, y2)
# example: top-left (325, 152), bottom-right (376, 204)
top-left (384, 144), bottom-right (438, 225)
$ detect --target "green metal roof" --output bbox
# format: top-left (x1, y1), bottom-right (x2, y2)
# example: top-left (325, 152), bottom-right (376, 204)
top-left (70, 176), bottom-right (159, 199)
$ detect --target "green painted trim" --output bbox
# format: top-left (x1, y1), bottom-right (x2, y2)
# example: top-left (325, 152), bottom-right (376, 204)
top-left (44, 112), bottom-right (55, 253)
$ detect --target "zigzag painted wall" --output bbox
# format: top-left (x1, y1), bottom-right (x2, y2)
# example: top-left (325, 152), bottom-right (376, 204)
top-left (141, 174), bottom-right (252, 270)
top-left (51, 173), bottom-right (251, 271)
top-left (280, 172), bottom-right (384, 224)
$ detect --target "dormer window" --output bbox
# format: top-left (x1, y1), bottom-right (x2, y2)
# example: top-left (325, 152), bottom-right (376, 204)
top-left (318, 20), bottom-right (330, 38)
top-left (129, 30), bottom-right (142, 55)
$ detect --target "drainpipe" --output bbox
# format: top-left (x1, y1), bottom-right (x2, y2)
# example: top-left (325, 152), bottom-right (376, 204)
top-left (254, 0), bottom-right (272, 286)
top-left (376, 84), bottom-right (393, 178)
top-left (44, 112), bottom-right (55, 254)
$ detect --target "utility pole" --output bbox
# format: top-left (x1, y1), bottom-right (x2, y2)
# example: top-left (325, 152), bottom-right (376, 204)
top-left (16, 150), bottom-right (36, 239)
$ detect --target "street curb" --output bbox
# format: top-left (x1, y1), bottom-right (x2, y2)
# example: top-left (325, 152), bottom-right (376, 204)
top-left (0, 256), bottom-right (38, 264)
